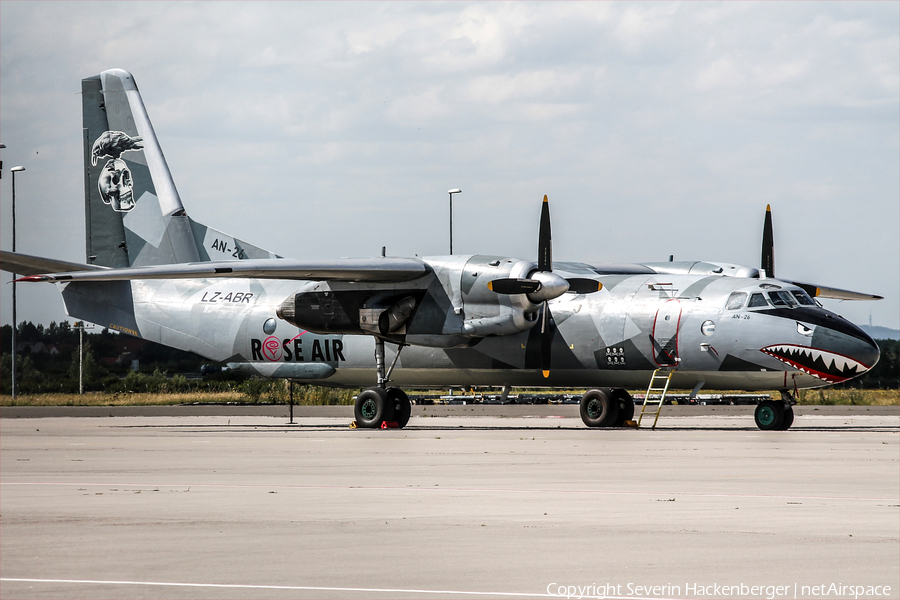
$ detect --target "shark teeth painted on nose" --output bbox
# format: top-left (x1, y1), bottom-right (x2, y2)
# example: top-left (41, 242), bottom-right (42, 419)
top-left (760, 344), bottom-right (872, 384)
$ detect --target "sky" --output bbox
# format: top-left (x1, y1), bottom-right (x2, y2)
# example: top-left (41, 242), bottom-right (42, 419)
top-left (1, 1), bottom-right (898, 331)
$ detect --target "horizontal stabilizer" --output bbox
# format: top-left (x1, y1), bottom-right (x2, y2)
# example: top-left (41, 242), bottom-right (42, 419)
top-left (14, 257), bottom-right (429, 284)
top-left (790, 280), bottom-right (883, 301)
top-left (1, 251), bottom-right (106, 277)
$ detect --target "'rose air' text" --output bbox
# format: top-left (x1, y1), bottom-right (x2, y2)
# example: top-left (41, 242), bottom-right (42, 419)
top-left (251, 336), bottom-right (345, 363)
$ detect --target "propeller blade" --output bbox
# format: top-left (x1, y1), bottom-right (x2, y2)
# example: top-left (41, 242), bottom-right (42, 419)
top-left (565, 278), bottom-right (603, 294)
top-left (538, 195), bottom-right (552, 272)
top-left (541, 301), bottom-right (552, 378)
top-left (761, 204), bottom-right (774, 278)
top-left (488, 278), bottom-right (543, 295)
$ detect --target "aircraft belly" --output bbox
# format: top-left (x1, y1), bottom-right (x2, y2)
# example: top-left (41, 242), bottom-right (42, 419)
top-left (311, 364), bottom-right (826, 391)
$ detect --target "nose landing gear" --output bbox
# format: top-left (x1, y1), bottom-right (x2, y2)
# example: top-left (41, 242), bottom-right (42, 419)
top-left (754, 391), bottom-right (795, 430)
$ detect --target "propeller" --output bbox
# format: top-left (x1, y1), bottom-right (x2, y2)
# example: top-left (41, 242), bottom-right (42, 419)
top-left (488, 195), bottom-right (570, 378)
top-left (565, 278), bottom-right (603, 294)
top-left (761, 204), bottom-right (774, 278)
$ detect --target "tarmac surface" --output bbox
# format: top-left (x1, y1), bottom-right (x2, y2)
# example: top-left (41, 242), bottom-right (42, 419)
top-left (1, 406), bottom-right (898, 600)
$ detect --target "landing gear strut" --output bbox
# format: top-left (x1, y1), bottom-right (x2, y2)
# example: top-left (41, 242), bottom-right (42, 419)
top-left (754, 390), bottom-right (795, 431)
top-left (354, 338), bottom-right (411, 429)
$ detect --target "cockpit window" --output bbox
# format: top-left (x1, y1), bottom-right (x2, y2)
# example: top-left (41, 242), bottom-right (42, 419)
top-left (791, 290), bottom-right (817, 306)
top-left (748, 293), bottom-right (769, 308)
top-left (726, 291), bottom-right (748, 310)
top-left (768, 291), bottom-right (798, 307)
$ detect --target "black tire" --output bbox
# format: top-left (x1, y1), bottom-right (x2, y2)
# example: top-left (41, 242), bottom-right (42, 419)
top-left (610, 389), bottom-right (634, 427)
top-left (778, 404), bottom-right (794, 430)
top-left (387, 387), bottom-right (411, 428)
top-left (354, 387), bottom-right (392, 428)
top-left (754, 400), bottom-right (784, 431)
top-left (580, 389), bottom-right (619, 428)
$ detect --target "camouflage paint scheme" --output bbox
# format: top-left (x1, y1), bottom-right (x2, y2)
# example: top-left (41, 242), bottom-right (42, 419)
top-left (3, 69), bottom-right (881, 403)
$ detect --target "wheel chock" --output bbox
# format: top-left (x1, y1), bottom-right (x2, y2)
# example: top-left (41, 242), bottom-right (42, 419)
top-left (381, 421), bottom-right (400, 429)
top-left (349, 421), bottom-right (358, 429)
top-left (624, 420), bottom-right (639, 428)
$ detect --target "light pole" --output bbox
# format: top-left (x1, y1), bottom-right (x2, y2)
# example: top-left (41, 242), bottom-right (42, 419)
top-left (10, 166), bottom-right (25, 400)
top-left (448, 188), bottom-right (461, 254)
top-left (74, 321), bottom-right (93, 394)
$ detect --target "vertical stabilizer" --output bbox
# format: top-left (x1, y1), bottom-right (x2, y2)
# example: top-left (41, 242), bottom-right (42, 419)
top-left (82, 69), bottom-right (277, 267)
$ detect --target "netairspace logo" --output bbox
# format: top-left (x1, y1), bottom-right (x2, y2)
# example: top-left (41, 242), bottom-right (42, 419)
top-left (545, 582), bottom-right (893, 599)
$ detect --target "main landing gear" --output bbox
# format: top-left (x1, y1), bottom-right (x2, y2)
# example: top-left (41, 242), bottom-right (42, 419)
top-left (579, 388), bottom-right (635, 428)
top-left (354, 338), bottom-right (412, 429)
top-left (754, 390), bottom-right (795, 431)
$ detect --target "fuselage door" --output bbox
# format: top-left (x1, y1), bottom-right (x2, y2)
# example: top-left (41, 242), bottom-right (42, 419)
top-left (652, 298), bottom-right (682, 366)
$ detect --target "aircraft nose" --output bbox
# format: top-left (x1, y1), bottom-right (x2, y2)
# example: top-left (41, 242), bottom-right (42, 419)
top-left (852, 327), bottom-right (881, 372)
top-left (762, 311), bottom-right (881, 384)
top-left (812, 315), bottom-right (880, 380)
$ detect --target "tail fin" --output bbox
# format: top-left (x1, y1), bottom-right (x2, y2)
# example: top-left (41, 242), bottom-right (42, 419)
top-left (82, 69), bottom-right (277, 267)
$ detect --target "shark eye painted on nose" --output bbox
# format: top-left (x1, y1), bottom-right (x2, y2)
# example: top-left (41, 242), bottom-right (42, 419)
top-left (797, 322), bottom-right (814, 336)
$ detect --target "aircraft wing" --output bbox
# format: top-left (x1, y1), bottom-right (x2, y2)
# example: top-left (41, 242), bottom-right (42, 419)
top-left (789, 280), bottom-right (883, 301)
top-left (0, 251), bottom-right (108, 277)
top-left (11, 256), bottom-right (430, 283)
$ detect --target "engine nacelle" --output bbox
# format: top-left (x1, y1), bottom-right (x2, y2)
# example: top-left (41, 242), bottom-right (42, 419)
top-left (645, 260), bottom-right (760, 279)
top-left (276, 289), bottom-right (420, 337)
top-left (457, 256), bottom-right (541, 336)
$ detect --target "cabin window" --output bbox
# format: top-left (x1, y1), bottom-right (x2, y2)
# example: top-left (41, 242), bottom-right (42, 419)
top-left (748, 293), bottom-right (769, 308)
top-left (791, 290), bottom-right (817, 306)
top-left (726, 292), bottom-right (748, 310)
top-left (768, 291), bottom-right (798, 307)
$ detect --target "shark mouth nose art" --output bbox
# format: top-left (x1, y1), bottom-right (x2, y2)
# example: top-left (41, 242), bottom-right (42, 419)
top-left (760, 344), bottom-right (873, 384)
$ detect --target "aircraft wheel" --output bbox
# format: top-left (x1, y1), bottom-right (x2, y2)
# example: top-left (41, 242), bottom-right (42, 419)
top-left (778, 404), bottom-right (794, 430)
top-left (580, 389), bottom-right (619, 428)
top-left (387, 387), bottom-right (411, 428)
top-left (610, 389), bottom-right (634, 427)
top-left (355, 387), bottom-right (393, 428)
top-left (754, 400), bottom-right (784, 431)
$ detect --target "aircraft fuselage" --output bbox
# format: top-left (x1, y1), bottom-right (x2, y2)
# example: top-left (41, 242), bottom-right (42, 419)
top-left (59, 255), bottom-right (879, 392)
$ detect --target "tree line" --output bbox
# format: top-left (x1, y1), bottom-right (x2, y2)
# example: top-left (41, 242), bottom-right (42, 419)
top-left (0, 321), bottom-right (245, 395)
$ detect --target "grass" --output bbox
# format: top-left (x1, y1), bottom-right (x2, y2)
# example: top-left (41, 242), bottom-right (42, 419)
top-left (794, 388), bottom-right (898, 406)
top-left (1, 387), bottom-right (896, 407)
top-left (0, 391), bottom-right (247, 407)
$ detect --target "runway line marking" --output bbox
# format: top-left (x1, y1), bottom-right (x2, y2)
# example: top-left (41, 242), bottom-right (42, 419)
top-left (0, 578), bottom-right (676, 600)
top-left (1, 481), bottom-right (896, 502)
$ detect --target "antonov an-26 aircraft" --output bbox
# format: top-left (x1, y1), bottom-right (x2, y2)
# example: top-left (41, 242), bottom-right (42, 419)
top-left (2, 69), bottom-right (883, 431)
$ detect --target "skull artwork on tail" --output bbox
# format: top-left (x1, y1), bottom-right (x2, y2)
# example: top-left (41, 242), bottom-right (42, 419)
top-left (91, 131), bottom-right (144, 212)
